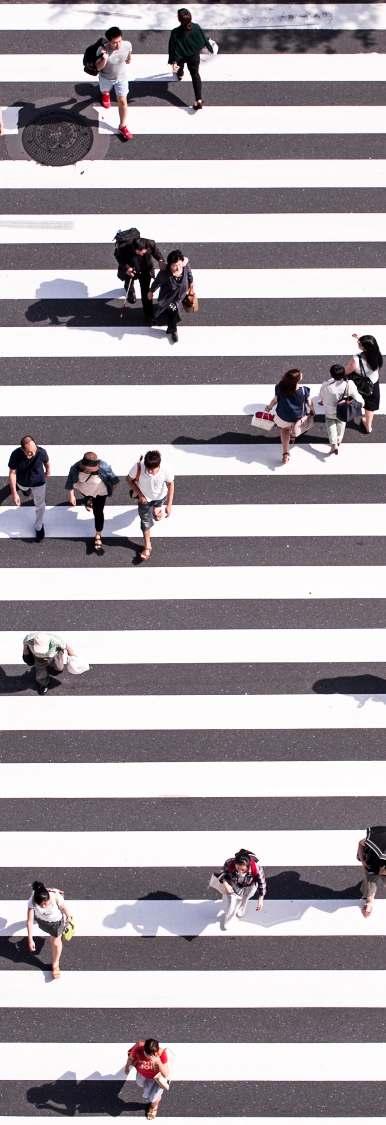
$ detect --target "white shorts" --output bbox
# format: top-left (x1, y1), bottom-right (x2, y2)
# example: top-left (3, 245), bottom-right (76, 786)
top-left (99, 75), bottom-right (129, 98)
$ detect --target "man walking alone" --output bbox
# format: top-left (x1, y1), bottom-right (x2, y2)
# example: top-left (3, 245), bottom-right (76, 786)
top-left (96, 26), bottom-right (133, 141)
top-left (8, 435), bottom-right (50, 542)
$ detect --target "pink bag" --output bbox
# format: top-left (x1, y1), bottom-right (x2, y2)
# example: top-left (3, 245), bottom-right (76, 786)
top-left (251, 410), bottom-right (275, 432)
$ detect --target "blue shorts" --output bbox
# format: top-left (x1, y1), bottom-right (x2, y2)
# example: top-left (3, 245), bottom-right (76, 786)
top-left (138, 497), bottom-right (167, 532)
top-left (99, 74), bottom-right (129, 99)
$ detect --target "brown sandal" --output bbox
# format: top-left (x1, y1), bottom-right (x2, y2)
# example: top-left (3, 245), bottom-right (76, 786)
top-left (51, 966), bottom-right (61, 979)
top-left (282, 452), bottom-right (290, 464)
top-left (140, 547), bottom-right (152, 561)
top-left (146, 1106), bottom-right (158, 1120)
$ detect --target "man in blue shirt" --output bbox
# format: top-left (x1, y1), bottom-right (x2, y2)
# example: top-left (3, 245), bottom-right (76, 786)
top-left (8, 435), bottom-right (50, 542)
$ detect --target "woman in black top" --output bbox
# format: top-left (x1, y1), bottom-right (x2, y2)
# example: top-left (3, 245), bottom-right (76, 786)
top-left (168, 7), bottom-right (214, 110)
top-left (148, 249), bottom-right (194, 343)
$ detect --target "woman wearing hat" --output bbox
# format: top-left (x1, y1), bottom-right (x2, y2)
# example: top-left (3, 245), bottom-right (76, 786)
top-left (65, 451), bottom-right (119, 553)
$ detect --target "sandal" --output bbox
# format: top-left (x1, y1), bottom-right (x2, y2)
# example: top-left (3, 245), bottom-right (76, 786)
top-left (361, 900), bottom-right (374, 918)
top-left (94, 533), bottom-right (103, 553)
top-left (140, 547), bottom-right (152, 561)
top-left (146, 1106), bottom-right (158, 1120)
top-left (193, 100), bottom-right (203, 110)
top-left (282, 452), bottom-right (290, 464)
top-left (51, 966), bottom-right (61, 979)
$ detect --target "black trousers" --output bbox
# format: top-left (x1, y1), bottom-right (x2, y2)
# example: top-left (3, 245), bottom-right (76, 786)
top-left (87, 494), bottom-right (106, 533)
top-left (34, 654), bottom-right (64, 689)
top-left (125, 273), bottom-right (153, 320)
top-left (166, 306), bottom-right (181, 334)
top-left (177, 52), bottom-right (202, 101)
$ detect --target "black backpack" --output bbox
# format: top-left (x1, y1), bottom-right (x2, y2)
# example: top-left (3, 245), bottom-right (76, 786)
top-left (114, 227), bottom-right (141, 254)
top-left (83, 38), bottom-right (106, 76)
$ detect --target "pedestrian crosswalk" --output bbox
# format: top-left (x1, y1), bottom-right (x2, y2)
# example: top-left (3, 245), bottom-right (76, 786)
top-left (1, 0), bottom-right (386, 1119)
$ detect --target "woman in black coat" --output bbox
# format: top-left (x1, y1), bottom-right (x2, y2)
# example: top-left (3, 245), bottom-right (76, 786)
top-left (148, 249), bottom-right (194, 343)
top-left (168, 7), bottom-right (214, 110)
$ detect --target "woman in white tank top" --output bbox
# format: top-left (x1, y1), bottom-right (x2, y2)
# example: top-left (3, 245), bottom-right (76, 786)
top-left (27, 880), bottom-right (74, 979)
top-left (345, 332), bottom-right (383, 434)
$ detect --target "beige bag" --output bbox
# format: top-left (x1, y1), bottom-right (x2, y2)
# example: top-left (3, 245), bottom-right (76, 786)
top-left (154, 1073), bottom-right (170, 1091)
top-left (209, 873), bottom-right (224, 895)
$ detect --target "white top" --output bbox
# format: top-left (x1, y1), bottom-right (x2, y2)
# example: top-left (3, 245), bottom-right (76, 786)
top-left (97, 39), bottom-right (132, 82)
top-left (28, 889), bottom-right (64, 922)
top-left (353, 353), bottom-right (379, 385)
top-left (320, 377), bottom-right (363, 415)
top-left (75, 471), bottom-right (108, 498)
top-left (129, 461), bottom-right (174, 502)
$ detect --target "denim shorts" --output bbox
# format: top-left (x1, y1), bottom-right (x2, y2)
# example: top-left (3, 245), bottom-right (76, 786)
top-left (138, 497), bottom-right (167, 532)
top-left (99, 74), bottom-right (129, 98)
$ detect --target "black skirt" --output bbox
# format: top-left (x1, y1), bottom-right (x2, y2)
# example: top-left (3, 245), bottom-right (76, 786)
top-left (363, 378), bottom-right (380, 412)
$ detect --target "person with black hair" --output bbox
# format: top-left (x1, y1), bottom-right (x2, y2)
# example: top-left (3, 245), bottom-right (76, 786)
top-left (319, 363), bottom-right (364, 454)
top-left (115, 235), bottom-right (165, 320)
top-left (95, 26), bottom-right (133, 141)
top-left (345, 332), bottom-right (383, 434)
top-left (27, 881), bottom-right (74, 978)
top-left (125, 1038), bottom-right (170, 1120)
top-left (148, 250), bottom-right (194, 342)
top-left (357, 828), bottom-right (386, 918)
top-left (127, 450), bottom-right (174, 562)
top-left (168, 7), bottom-right (214, 109)
top-left (266, 368), bottom-right (314, 464)
top-left (218, 848), bottom-right (266, 931)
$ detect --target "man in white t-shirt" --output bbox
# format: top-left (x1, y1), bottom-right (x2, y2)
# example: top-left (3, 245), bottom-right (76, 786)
top-left (96, 26), bottom-right (133, 142)
top-left (128, 450), bottom-right (174, 562)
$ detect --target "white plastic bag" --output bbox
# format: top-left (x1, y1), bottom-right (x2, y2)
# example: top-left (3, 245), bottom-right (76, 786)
top-left (202, 38), bottom-right (219, 60)
top-left (67, 655), bottom-right (90, 675)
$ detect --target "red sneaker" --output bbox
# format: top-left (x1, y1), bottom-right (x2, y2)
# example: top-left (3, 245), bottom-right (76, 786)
top-left (101, 92), bottom-right (111, 109)
top-left (119, 125), bottom-right (133, 141)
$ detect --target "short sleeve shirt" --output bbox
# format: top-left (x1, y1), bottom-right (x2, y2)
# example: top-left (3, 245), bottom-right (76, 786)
top-left (129, 1044), bottom-right (168, 1079)
top-left (129, 462), bottom-right (174, 503)
top-left (8, 446), bottom-right (48, 487)
top-left (28, 890), bottom-right (64, 923)
top-left (97, 39), bottom-right (132, 81)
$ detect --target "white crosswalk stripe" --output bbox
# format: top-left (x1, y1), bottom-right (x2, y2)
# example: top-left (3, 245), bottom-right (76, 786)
top-left (1, 0), bottom-right (385, 1117)
top-left (3, 266), bottom-right (386, 298)
top-left (2, 898), bottom-right (386, 937)
top-left (0, 213), bottom-right (385, 243)
top-left (0, 565), bottom-right (384, 601)
top-left (0, 325), bottom-right (382, 356)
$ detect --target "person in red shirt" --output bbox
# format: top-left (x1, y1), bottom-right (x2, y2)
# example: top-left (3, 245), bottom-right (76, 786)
top-left (125, 1038), bottom-right (170, 1119)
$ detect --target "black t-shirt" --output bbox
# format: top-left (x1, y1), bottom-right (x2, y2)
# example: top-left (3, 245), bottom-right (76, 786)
top-left (8, 446), bottom-right (49, 487)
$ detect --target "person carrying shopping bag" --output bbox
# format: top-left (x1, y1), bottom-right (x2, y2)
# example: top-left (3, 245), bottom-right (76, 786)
top-left (168, 7), bottom-right (214, 110)
top-left (266, 368), bottom-right (314, 464)
top-left (125, 1038), bottom-right (171, 1119)
top-left (215, 847), bottom-right (266, 931)
top-left (319, 363), bottom-right (364, 454)
top-left (27, 880), bottom-right (75, 978)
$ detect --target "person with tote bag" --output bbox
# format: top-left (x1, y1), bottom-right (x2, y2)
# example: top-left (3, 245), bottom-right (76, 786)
top-left (27, 880), bottom-right (75, 978)
top-left (319, 363), bottom-right (364, 454)
top-left (168, 7), bottom-right (215, 109)
top-left (125, 1038), bottom-right (171, 1119)
top-left (266, 368), bottom-right (314, 464)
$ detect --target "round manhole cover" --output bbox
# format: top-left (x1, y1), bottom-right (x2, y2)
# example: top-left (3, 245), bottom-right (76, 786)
top-left (22, 112), bottom-right (93, 166)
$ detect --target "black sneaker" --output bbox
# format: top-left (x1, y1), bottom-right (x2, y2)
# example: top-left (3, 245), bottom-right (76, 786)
top-left (37, 684), bottom-right (48, 695)
top-left (171, 329), bottom-right (178, 343)
top-left (35, 526), bottom-right (45, 542)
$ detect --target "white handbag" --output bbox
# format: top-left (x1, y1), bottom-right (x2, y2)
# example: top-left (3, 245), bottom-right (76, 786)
top-left (251, 410), bottom-right (276, 432)
top-left (67, 655), bottom-right (90, 675)
top-left (209, 873), bottom-right (224, 895)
